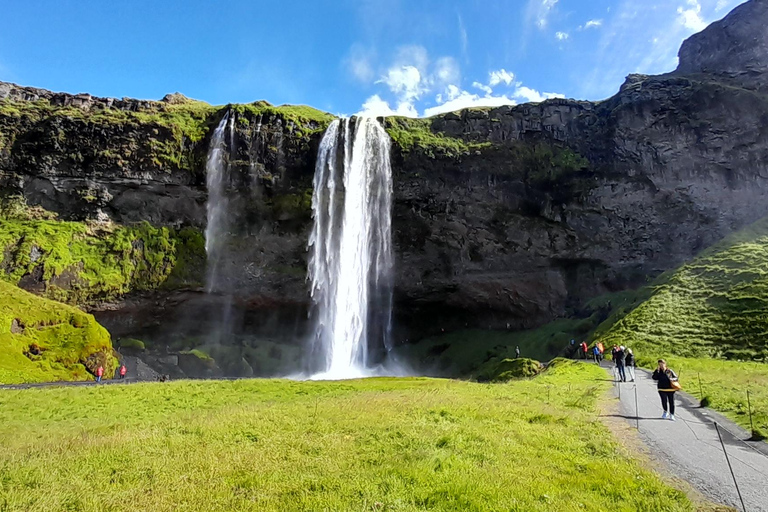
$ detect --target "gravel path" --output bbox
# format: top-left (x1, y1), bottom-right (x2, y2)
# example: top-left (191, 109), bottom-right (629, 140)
top-left (605, 363), bottom-right (768, 512)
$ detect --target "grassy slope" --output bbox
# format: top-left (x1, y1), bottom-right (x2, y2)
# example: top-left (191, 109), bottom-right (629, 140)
top-left (592, 217), bottom-right (768, 438)
top-left (0, 281), bottom-right (113, 384)
top-left (0, 362), bottom-right (691, 512)
top-left (597, 217), bottom-right (768, 360)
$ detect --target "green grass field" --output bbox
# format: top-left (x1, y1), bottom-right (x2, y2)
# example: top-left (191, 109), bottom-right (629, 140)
top-left (0, 362), bottom-right (693, 512)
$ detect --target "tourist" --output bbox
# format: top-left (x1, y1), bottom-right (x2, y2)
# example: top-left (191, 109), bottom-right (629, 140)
top-left (580, 341), bottom-right (588, 359)
top-left (652, 359), bottom-right (679, 421)
top-left (625, 349), bottom-right (636, 382)
top-left (615, 346), bottom-right (626, 382)
top-left (96, 365), bottom-right (104, 383)
top-left (597, 341), bottom-right (605, 356)
top-left (515, 346), bottom-right (521, 358)
top-left (593, 345), bottom-right (601, 363)
top-left (119, 364), bottom-right (127, 379)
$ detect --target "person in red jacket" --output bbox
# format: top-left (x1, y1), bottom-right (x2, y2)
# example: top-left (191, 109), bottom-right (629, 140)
top-left (580, 341), bottom-right (588, 359)
top-left (119, 364), bottom-right (127, 379)
top-left (96, 365), bottom-right (104, 383)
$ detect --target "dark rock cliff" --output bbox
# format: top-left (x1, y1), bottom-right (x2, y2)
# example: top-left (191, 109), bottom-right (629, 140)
top-left (2, 0), bottom-right (768, 365)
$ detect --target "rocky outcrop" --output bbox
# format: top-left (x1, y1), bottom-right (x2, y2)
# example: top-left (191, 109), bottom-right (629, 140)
top-left (2, 0), bottom-right (768, 361)
top-left (676, 0), bottom-right (768, 91)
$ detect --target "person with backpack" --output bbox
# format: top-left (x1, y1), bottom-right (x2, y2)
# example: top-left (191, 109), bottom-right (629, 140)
top-left (614, 346), bottom-right (626, 382)
top-left (652, 359), bottom-right (679, 421)
top-left (624, 348), bottom-right (636, 382)
top-left (592, 345), bottom-right (601, 363)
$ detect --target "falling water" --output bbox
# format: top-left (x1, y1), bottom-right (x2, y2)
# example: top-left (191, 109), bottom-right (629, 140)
top-left (204, 111), bottom-right (232, 293)
top-left (308, 117), bottom-right (394, 379)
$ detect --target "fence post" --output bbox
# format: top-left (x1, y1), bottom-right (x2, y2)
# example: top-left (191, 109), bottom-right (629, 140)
top-left (747, 389), bottom-right (755, 439)
top-left (634, 384), bottom-right (640, 430)
top-left (698, 372), bottom-right (703, 402)
top-left (715, 422), bottom-right (747, 512)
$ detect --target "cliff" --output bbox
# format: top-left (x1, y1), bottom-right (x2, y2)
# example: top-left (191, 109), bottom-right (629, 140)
top-left (1, 0), bottom-right (768, 376)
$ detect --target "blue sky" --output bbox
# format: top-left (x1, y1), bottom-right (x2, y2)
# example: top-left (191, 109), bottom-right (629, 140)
top-left (0, 0), bottom-right (745, 117)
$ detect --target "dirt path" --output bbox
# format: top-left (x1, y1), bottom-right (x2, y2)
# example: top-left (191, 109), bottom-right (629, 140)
top-left (602, 363), bottom-right (768, 512)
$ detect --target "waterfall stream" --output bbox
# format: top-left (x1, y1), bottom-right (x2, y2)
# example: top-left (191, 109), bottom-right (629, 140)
top-left (308, 117), bottom-right (394, 379)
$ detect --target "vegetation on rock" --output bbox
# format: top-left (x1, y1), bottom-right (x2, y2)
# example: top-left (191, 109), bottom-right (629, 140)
top-left (0, 363), bottom-right (691, 511)
top-left (0, 280), bottom-right (114, 384)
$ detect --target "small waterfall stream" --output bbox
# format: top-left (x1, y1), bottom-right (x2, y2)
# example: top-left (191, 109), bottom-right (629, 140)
top-left (204, 112), bottom-right (232, 294)
top-left (308, 117), bottom-right (394, 379)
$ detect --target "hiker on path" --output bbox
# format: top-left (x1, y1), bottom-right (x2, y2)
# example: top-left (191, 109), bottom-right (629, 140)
top-left (515, 346), bottom-right (521, 358)
top-left (119, 364), bottom-right (127, 379)
top-left (614, 346), bottom-right (627, 382)
top-left (580, 341), bottom-right (588, 360)
top-left (597, 341), bottom-right (604, 356)
top-left (593, 345), bottom-right (601, 363)
top-left (96, 365), bottom-right (104, 383)
top-left (624, 348), bottom-right (636, 382)
top-left (652, 359), bottom-right (679, 421)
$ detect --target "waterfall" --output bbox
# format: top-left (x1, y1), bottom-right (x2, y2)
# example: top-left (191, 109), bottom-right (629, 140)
top-left (204, 111), bottom-right (232, 294)
top-left (308, 117), bottom-right (394, 379)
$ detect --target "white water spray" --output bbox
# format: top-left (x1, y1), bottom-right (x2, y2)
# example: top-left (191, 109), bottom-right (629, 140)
top-left (204, 112), bottom-right (232, 293)
top-left (308, 117), bottom-right (394, 379)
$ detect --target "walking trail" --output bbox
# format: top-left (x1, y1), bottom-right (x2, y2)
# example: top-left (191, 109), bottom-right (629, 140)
top-left (603, 363), bottom-right (768, 512)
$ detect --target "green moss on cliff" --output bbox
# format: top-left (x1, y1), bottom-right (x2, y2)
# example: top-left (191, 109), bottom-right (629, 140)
top-left (384, 117), bottom-right (491, 159)
top-left (0, 281), bottom-right (114, 384)
top-left (230, 102), bottom-right (335, 132)
top-left (597, 216), bottom-right (768, 360)
top-left (0, 217), bottom-right (206, 304)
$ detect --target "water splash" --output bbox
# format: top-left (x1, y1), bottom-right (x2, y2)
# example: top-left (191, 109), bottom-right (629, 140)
top-left (308, 117), bottom-right (394, 379)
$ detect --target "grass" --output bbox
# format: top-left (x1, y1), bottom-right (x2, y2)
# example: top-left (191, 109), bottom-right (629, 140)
top-left (634, 356), bottom-right (768, 440)
top-left (0, 215), bottom-right (205, 305)
top-left (0, 281), bottom-right (114, 384)
top-left (384, 117), bottom-right (490, 159)
top-left (0, 362), bottom-right (692, 511)
top-left (597, 216), bottom-right (768, 360)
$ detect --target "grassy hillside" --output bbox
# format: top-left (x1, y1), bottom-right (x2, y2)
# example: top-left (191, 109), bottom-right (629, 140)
top-left (0, 281), bottom-right (114, 384)
top-left (0, 362), bottom-right (693, 511)
top-left (597, 216), bottom-right (768, 360)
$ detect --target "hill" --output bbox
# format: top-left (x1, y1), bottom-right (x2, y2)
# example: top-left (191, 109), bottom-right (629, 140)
top-left (0, 280), bottom-right (114, 383)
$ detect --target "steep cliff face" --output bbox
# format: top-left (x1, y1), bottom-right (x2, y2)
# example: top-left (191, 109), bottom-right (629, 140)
top-left (2, 0), bottom-right (768, 368)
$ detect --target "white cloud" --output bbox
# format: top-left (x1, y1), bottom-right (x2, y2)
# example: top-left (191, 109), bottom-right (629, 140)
top-left (424, 90), bottom-right (515, 117)
top-left (433, 57), bottom-right (461, 87)
top-left (513, 86), bottom-right (564, 103)
top-left (458, 14), bottom-right (469, 61)
top-left (472, 81), bottom-right (493, 95)
top-left (584, 19), bottom-right (603, 29)
top-left (528, 0), bottom-right (561, 29)
top-left (677, 0), bottom-right (708, 32)
top-left (379, 65), bottom-right (426, 102)
top-left (489, 69), bottom-right (515, 87)
top-left (345, 45), bottom-right (375, 84)
top-left (715, 0), bottom-right (730, 11)
top-left (556, 31), bottom-right (569, 40)
top-left (360, 94), bottom-right (419, 117)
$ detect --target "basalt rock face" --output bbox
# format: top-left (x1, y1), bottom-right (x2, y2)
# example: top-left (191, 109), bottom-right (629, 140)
top-left (676, 0), bottom-right (768, 92)
top-left (2, 0), bottom-right (768, 354)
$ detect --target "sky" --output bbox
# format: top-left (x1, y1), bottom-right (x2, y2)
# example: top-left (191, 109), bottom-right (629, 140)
top-left (0, 0), bottom-right (746, 117)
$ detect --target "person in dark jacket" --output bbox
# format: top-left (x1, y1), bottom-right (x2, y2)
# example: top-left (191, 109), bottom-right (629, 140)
top-left (624, 348), bottom-right (636, 382)
top-left (614, 346), bottom-right (626, 382)
top-left (652, 359), bottom-right (679, 421)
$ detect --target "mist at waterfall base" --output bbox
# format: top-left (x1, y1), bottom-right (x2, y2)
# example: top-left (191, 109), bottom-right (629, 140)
top-left (305, 117), bottom-right (407, 380)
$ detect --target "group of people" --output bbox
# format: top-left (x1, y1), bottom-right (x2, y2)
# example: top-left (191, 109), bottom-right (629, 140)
top-left (94, 363), bottom-right (127, 383)
top-left (571, 340), bottom-right (680, 421)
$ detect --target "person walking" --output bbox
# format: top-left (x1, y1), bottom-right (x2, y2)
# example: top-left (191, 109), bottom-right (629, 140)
top-left (592, 345), bottom-right (601, 364)
top-left (624, 348), bottom-right (636, 382)
top-left (580, 341), bottom-right (588, 360)
top-left (96, 365), bottom-right (104, 383)
top-left (652, 359), bottom-right (679, 421)
top-left (615, 346), bottom-right (627, 382)
top-left (515, 346), bottom-right (521, 359)
top-left (119, 364), bottom-right (127, 380)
